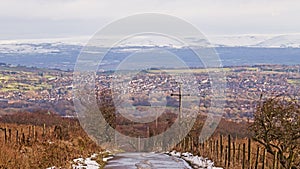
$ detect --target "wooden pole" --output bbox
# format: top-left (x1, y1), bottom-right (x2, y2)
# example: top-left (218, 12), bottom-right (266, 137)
top-left (277, 154), bottom-right (281, 169)
top-left (147, 126), bottom-right (150, 138)
top-left (191, 137), bottom-right (194, 153)
top-left (179, 84), bottom-right (182, 121)
top-left (216, 139), bottom-right (219, 161)
top-left (183, 137), bottom-right (186, 151)
top-left (4, 128), bottom-right (7, 143)
top-left (198, 141), bottom-right (201, 156)
top-left (228, 135), bottom-right (231, 167)
top-left (233, 141), bottom-right (236, 165)
top-left (32, 126), bottom-right (35, 140)
top-left (212, 140), bottom-right (215, 157)
top-left (8, 128), bottom-right (11, 142)
top-left (188, 137), bottom-right (191, 152)
top-left (248, 138), bottom-right (252, 168)
top-left (179, 138), bottom-right (182, 151)
top-left (238, 144), bottom-right (241, 163)
top-left (220, 135), bottom-right (223, 162)
top-left (242, 143), bottom-right (246, 169)
top-left (225, 145), bottom-right (228, 167)
top-left (273, 151), bottom-right (278, 169)
top-left (262, 149), bottom-right (267, 169)
top-left (155, 112), bottom-right (158, 129)
top-left (28, 126), bottom-right (31, 138)
top-left (42, 123), bottom-right (46, 137)
top-left (35, 131), bottom-right (38, 142)
top-left (170, 84), bottom-right (190, 122)
top-left (138, 136), bottom-right (141, 152)
top-left (16, 130), bottom-right (19, 144)
top-left (255, 146), bottom-right (260, 169)
top-left (22, 133), bottom-right (25, 144)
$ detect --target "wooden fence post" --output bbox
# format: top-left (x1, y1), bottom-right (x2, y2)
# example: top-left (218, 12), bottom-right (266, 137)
top-left (28, 126), bottom-right (31, 138)
top-left (189, 137), bottom-right (191, 152)
top-left (242, 143), bottom-right (246, 169)
top-left (191, 137), bottom-right (194, 153)
top-left (262, 148), bottom-right (267, 169)
top-left (238, 144), bottom-right (241, 163)
top-left (255, 146), bottom-right (260, 169)
top-left (183, 137), bottom-right (186, 151)
top-left (16, 129), bottom-right (19, 144)
top-left (233, 141), bottom-right (236, 165)
top-left (225, 145), bottom-right (228, 167)
top-left (8, 128), bottom-right (11, 142)
top-left (138, 136), bottom-right (141, 152)
top-left (35, 131), bottom-right (38, 142)
top-left (220, 135), bottom-right (223, 162)
top-left (273, 151), bottom-right (278, 169)
top-left (42, 123), bottom-right (46, 137)
top-left (198, 141), bottom-right (201, 156)
top-left (248, 138), bottom-right (252, 168)
top-left (210, 140), bottom-right (213, 156)
top-left (211, 140), bottom-right (214, 157)
top-left (22, 133), bottom-right (25, 144)
top-left (32, 126), bottom-right (35, 140)
top-left (4, 128), bottom-right (7, 143)
top-left (228, 135), bottom-right (231, 167)
top-left (277, 154), bottom-right (281, 169)
top-left (216, 139), bottom-right (219, 161)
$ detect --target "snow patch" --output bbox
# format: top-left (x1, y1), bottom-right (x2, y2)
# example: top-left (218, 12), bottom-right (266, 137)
top-left (2, 33), bottom-right (300, 56)
top-left (72, 153), bottom-right (100, 169)
top-left (166, 150), bottom-right (223, 169)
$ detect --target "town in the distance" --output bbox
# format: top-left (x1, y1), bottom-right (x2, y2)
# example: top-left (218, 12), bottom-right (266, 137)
top-left (1, 63), bottom-right (299, 123)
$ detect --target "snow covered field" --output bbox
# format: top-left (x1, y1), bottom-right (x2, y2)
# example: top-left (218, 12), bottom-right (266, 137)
top-left (1, 33), bottom-right (300, 55)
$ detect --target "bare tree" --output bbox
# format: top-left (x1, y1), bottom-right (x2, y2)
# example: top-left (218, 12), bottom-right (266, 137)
top-left (251, 94), bottom-right (300, 169)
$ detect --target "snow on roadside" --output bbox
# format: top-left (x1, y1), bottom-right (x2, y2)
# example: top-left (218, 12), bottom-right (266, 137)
top-left (102, 156), bottom-right (114, 162)
top-left (72, 151), bottom-right (114, 169)
top-left (72, 153), bottom-right (99, 169)
top-left (166, 150), bottom-right (223, 169)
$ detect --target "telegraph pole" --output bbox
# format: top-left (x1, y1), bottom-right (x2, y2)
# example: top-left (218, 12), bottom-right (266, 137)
top-left (171, 83), bottom-right (190, 121)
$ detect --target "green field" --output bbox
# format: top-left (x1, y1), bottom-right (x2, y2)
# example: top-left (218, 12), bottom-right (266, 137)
top-left (287, 79), bottom-right (300, 84)
top-left (0, 69), bottom-right (54, 92)
top-left (147, 67), bottom-right (231, 74)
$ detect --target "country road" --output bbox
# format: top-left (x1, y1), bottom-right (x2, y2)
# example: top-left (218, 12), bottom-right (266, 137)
top-left (104, 152), bottom-right (192, 169)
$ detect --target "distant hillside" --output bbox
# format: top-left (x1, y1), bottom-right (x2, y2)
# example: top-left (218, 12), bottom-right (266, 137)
top-left (1, 34), bottom-right (300, 70)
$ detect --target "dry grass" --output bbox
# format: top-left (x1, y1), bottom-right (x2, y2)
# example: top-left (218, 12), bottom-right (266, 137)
top-left (0, 112), bottom-right (105, 169)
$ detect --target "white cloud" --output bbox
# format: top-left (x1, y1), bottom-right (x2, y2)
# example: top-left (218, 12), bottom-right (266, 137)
top-left (0, 0), bottom-right (300, 38)
top-left (0, 0), bottom-right (298, 20)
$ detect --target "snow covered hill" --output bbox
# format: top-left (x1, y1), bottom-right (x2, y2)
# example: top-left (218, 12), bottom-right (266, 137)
top-left (208, 34), bottom-right (273, 47)
top-left (209, 33), bottom-right (300, 48)
top-left (1, 33), bottom-right (300, 55)
top-left (1, 34), bottom-right (300, 70)
top-left (255, 34), bottom-right (300, 48)
top-left (0, 36), bottom-right (88, 54)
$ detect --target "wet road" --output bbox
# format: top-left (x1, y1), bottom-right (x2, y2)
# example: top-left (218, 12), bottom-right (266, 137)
top-left (104, 152), bottom-right (192, 169)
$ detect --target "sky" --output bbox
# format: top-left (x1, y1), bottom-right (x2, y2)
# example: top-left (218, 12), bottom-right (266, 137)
top-left (0, 0), bottom-right (300, 40)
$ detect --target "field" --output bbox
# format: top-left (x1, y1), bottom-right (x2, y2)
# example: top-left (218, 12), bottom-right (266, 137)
top-left (0, 112), bottom-right (109, 169)
top-left (0, 67), bottom-right (55, 93)
top-left (147, 67), bottom-right (232, 74)
top-left (287, 78), bottom-right (300, 85)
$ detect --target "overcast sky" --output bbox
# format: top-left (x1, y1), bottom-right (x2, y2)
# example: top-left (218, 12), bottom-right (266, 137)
top-left (1, 0), bottom-right (300, 40)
